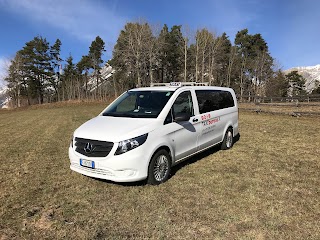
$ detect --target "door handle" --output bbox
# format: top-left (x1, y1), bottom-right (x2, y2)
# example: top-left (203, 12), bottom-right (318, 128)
top-left (192, 118), bottom-right (198, 123)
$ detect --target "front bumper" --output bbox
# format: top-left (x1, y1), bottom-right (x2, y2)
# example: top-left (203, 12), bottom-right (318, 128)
top-left (68, 145), bottom-right (149, 182)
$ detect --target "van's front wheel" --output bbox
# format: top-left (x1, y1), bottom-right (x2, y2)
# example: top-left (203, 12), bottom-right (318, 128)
top-left (221, 128), bottom-right (234, 150)
top-left (147, 149), bottom-right (171, 185)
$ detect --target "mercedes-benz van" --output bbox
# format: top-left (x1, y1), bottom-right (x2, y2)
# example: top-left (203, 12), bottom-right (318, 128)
top-left (69, 82), bottom-right (239, 185)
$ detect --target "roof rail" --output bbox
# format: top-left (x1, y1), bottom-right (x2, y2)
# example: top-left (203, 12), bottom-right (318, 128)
top-left (150, 82), bottom-right (209, 87)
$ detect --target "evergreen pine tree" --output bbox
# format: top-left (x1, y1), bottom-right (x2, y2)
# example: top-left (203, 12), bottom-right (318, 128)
top-left (286, 71), bottom-right (306, 96)
top-left (89, 36), bottom-right (106, 99)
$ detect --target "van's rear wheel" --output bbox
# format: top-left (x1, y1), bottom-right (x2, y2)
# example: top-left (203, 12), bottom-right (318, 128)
top-left (221, 128), bottom-right (233, 150)
top-left (147, 149), bottom-right (171, 185)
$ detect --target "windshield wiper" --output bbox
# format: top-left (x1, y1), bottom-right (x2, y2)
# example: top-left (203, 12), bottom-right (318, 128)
top-left (103, 112), bottom-right (157, 118)
top-left (102, 112), bottom-right (132, 117)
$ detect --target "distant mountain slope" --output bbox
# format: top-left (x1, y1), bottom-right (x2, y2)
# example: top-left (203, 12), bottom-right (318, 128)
top-left (0, 86), bottom-right (9, 108)
top-left (88, 64), bottom-right (115, 92)
top-left (284, 64), bottom-right (320, 93)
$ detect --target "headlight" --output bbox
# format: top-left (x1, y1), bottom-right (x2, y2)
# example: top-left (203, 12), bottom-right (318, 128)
top-left (115, 134), bottom-right (148, 155)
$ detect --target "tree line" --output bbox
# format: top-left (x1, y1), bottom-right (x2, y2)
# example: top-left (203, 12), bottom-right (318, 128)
top-left (5, 35), bottom-right (106, 107)
top-left (111, 24), bottom-right (276, 101)
top-left (5, 21), bottom-right (316, 107)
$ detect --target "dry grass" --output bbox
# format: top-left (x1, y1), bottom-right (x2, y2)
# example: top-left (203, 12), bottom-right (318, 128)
top-left (0, 103), bottom-right (319, 239)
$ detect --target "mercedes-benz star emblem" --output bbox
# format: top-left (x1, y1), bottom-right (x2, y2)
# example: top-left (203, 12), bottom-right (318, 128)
top-left (84, 142), bottom-right (94, 153)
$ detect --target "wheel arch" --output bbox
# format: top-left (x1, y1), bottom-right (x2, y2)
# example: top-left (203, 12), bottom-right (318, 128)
top-left (149, 145), bottom-right (172, 164)
top-left (146, 144), bottom-right (173, 173)
top-left (222, 122), bottom-right (234, 142)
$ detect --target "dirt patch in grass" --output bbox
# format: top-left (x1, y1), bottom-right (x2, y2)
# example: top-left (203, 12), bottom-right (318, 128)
top-left (0, 103), bottom-right (319, 239)
top-left (240, 102), bottom-right (320, 116)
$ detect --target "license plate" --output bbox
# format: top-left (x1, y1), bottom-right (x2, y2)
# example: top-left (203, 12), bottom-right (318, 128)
top-left (80, 159), bottom-right (95, 169)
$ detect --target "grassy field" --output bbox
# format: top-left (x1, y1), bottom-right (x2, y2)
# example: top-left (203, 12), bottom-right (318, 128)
top-left (0, 103), bottom-right (319, 239)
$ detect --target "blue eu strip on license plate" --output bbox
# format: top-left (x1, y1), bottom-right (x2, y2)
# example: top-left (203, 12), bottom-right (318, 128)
top-left (80, 159), bottom-right (95, 168)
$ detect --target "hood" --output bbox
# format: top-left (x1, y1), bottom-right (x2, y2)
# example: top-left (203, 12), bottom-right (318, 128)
top-left (74, 116), bottom-right (160, 142)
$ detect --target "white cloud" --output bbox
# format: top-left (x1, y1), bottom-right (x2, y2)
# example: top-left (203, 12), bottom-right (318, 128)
top-left (0, 0), bottom-right (127, 45)
top-left (206, 0), bottom-right (260, 40)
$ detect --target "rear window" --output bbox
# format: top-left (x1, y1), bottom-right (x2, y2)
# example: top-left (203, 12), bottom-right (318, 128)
top-left (196, 90), bottom-right (234, 114)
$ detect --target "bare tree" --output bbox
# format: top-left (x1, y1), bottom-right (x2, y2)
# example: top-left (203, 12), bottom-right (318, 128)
top-left (4, 54), bottom-right (25, 107)
top-left (195, 29), bottom-right (215, 83)
top-left (112, 21), bottom-right (154, 88)
top-left (227, 46), bottom-right (237, 87)
top-left (181, 25), bottom-right (194, 82)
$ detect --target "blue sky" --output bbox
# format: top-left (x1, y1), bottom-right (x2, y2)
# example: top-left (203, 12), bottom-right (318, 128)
top-left (0, 0), bottom-right (320, 86)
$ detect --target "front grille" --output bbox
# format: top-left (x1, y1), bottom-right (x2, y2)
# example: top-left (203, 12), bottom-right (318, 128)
top-left (75, 137), bottom-right (114, 157)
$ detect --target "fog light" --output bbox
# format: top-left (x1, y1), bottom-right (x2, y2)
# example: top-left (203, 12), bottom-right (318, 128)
top-left (117, 170), bottom-right (135, 177)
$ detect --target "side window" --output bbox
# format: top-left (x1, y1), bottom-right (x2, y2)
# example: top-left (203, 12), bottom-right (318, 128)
top-left (164, 109), bottom-right (173, 125)
top-left (196, 90), bottom-right (219, 114)
top-left (196, 90), bottom-right (234, 114)
top-left (172, 91), bottom-right (194, 118)
top-left (219, 91), bottom-right (235, 109)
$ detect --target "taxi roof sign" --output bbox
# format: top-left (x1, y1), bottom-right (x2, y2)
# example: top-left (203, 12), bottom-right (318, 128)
top-left (169, 82), bottom-right (182, 87)
top-left (150, 82), bottom-right (209, 87)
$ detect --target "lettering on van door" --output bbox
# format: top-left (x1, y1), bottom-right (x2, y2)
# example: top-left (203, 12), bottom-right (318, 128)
top-left (201, 113), bottom-right (211, 121)
top-left (202, 116), bottom-right (220, 134)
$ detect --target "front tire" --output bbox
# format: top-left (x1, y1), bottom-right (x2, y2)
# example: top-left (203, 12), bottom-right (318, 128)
top-left (147, 149), bottom-right (171, 185)
top-left (221, 128), bottom-right (234, 150)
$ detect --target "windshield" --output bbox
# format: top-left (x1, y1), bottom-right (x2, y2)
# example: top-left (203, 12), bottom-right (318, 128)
top-left (102, 90), bottom-right (174, 118)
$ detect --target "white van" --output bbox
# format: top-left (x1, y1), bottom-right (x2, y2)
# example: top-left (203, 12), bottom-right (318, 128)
top-left (69, 82), bottom-right (239, 184)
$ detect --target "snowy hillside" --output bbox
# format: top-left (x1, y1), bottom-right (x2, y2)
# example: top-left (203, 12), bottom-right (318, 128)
top-left (285, 64), bottom-right (320, 93)
top-left (0, 86), bottom-right (9, 108)
top-left (88, 64), bottom-right (115, 92)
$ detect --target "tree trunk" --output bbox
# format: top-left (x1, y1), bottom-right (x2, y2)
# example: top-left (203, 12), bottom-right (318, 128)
top-left (195, 40), bottom-right (199, 82)
top-left (150, 69), bottom-right (153, 85)
top-left (17, 85), bottom-right (21, 107)
top-left (240, 56), bottom-right (247, 102)
top-left (113, 75), bottom-right (118, 98)
top-left (227, 48), bottom-right (235, 87)
top-left (137, 60), bottom-right (141, 87)
top-left (201, 51), bottom-right (205, 83)
top-left (137, 70), bottom-right (141, 87)
top-left (78, 77), bottom-right (81, 101)
top-left (184, 40), bottom-right (187, 82)
top-left (95, 70), bottom-right (99, 100)
top-left (62, 81), bottom-right (65, 101)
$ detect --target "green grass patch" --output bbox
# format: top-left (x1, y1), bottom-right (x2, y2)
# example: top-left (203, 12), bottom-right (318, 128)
top-left (0, 103), bottom-right (319, 239)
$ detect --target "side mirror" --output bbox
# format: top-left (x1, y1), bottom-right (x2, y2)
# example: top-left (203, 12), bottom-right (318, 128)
top-left (174, 112), bottom-right (190, 122)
